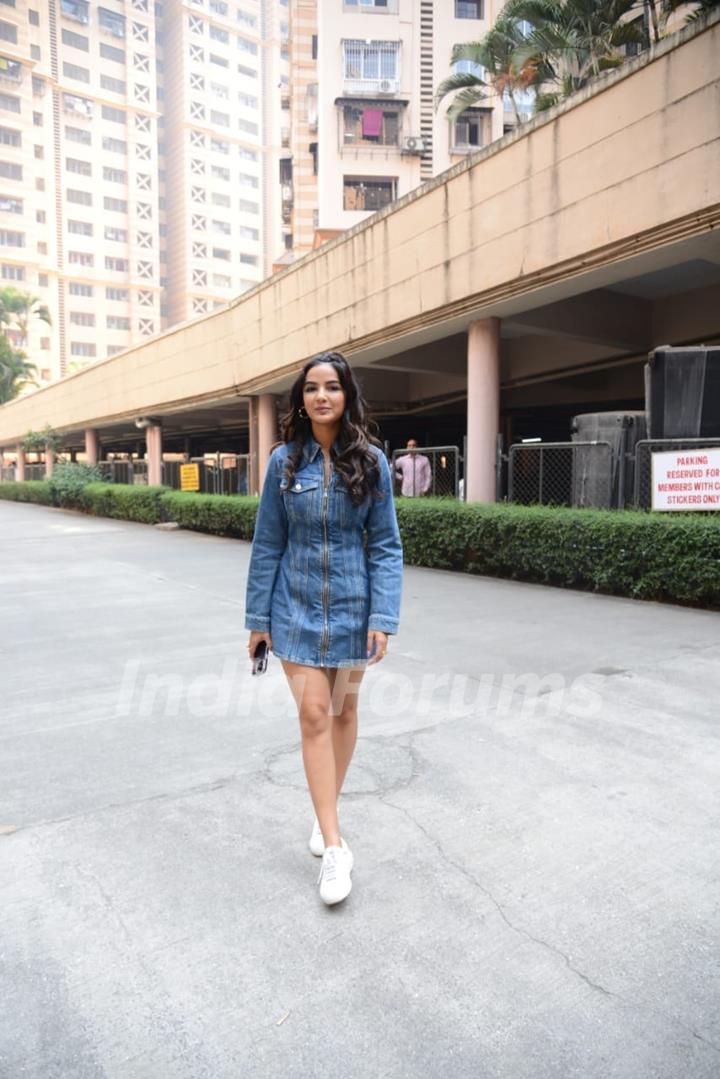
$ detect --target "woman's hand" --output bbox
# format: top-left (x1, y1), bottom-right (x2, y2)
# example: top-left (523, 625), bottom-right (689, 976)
top-left (366, 630), bottom-right (389, 666)
top-left (248, 630), bottom-right (272, 661)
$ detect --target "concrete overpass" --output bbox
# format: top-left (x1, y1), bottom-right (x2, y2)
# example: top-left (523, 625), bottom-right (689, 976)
top-left (1, 14), bottom-right (719, 499)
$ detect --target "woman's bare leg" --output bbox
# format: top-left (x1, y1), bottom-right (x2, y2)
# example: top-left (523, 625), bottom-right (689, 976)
top-left (327, 666), bottom-right (365, 797)
top-left (280, 660), bottom-right (341, 848)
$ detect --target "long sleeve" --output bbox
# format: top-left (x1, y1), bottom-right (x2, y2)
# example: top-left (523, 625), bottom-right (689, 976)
top-left (366, 450), bottom-right (403, 634)
top-left (420, 456), bottom-right (432, 494)
top-left (244, 449), bottom-right (288, 632)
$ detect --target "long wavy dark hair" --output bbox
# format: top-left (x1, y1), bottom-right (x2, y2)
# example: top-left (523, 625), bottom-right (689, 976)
top-left (278, 352), bottom-right (384, 507)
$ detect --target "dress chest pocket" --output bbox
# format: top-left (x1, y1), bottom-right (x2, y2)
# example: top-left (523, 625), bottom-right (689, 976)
top-left (281, 477), bottom-right (321, 524)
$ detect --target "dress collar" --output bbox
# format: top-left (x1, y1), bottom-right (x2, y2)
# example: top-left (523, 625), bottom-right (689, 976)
top-left (302, 433), bottom-right (342, 463)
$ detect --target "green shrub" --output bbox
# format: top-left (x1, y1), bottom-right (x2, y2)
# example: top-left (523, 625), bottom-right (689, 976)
top-left (0, 480), bottom-right (53, 504)
top-left (159, 490), bottom-right (258, 539)
top-left (78, 482), bottom-right (168, 523)
top-left (48, 461), bottom-right (105, 508)
top-left (394, 498), bottom-right (720, 607)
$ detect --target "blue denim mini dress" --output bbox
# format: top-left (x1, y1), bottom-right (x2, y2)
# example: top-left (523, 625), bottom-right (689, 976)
top-left (244, 435), bottom-right (403, 668)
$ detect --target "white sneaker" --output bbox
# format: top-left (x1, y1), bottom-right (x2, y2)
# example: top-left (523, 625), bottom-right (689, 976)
top-left (317, 843), bottom-right (354, 906)
top-left (309, 816), bottom-right (325, 857)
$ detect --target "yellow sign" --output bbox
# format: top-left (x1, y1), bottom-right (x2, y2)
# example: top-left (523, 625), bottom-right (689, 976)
top-left (180, 463), bottom-right (200, 492)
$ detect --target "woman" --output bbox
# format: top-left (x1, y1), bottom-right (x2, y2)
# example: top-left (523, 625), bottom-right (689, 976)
top-left (245, 352), bottom-right (403, 906)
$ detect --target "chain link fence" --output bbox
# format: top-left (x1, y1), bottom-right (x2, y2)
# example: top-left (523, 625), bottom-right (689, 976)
top-left (391, 445), bottom-right (460, 498)
top-left (507, 442), bottom-right (613, 508)
top-left (633, 438), bottom-right (720, 509)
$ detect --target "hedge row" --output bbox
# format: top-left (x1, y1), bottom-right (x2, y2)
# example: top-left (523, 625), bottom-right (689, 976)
top-left (1, 482), bottom-right (718, 608)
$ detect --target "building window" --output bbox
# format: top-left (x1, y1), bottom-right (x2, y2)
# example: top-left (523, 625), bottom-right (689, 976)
top-left (104, 195), bottom-right (128, 212)
top-left (342, 39), bottom-right (399, 88)
top-left (67, 218), bottom-right (93, 235)
top-left (0, 19), bottom-right (17, 43)
top-left (211, 137), bottom-right (229, 153)
top-left (0, 159), bottom-right (21, 179)
top-left (71, 341), bottom-right (96, 356)
top-left (104, 225), bottom-right (127, 241)
top-left (63, 61), bottom-right (90, 82)
top-left (211, 192), bottom-right (230, 207)
top-left (238, 225), bottom-right (258, 240)
top-left (64, 93), bottom-right (92, 117)
top-left (102, 136), bottom-right (127, 153)
top-left (341, 104), bottom-right (400, 146)
top-left (106, 286), bottom-right (129, 300)
top-left (99, 7), bottom-right (125, 37)
top-left (238, 118), bottom-right (258, 135)
top-left (238, 171), bottom-right (258, 187)
top-left (452, 107), bottom-right (489, 150)
top-left (343, 0), bottom-right (397, 10)
top-left (0, 195), bottom-right (21, 211)
top-left (0, 91), bottom-right (20, 112)
top-left (61, 0), bottom-right (89, 23)
top-left (1, 262), bottom-right (23, 279)
top-left (212, 247), bottom-right (230, 260)
top-left (29, 10), bottom-right (40, 26)
top-left (209, 25), bottom-right (229, 44)
top-left (61, 27), bottom-right (88, 50)
top-left (455, 0), bottom-right (483, 16)
top-left (65, 125), bottom-right (91, 144)
top-left (69, 281), bottom-right (93, 295)
top-left (68, 250), bottom-right (93, 264)
top-left (107, 315), bottom-right (130, 329)
top-left (67, 187), bottom-right (92, 204)
top-left (237, 62), bottom-right (255, 78)
top-left (103, 166), bottom-right (127, 183)
top-left (70, 310), bottom-right (95, 325)
top-left (238, 198), bottom-right (258, 213)
top-left (36, 209), bottom-right (45, 222)
top-left (100, 42), bottom-right (125, 63)
top-left (210, 53), bottom-right (228, 68)
top-left (101, 74), bottom-right (126, 94)
top-left (343, 176), bottom-right (397, 211)
top-left (101, 104), bottom-right (125, 123)
top-left (38, 273), bottom-right (48, 285)
top-left (239, 253), bottom-right (257, 266)
top-left (66, 156), bottom-right (91, 174)
top-left (105, 256), bottom-right (129, 271)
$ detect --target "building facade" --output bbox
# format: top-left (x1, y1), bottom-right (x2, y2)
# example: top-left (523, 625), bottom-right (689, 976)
top-left (284, 0), bottom-right (529, 259)
top-left (0, 0), bottom-right (286, 384)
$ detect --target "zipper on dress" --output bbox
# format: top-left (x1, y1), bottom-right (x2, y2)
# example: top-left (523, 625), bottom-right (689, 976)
top-left (319, 457), bottom-right (331, 663)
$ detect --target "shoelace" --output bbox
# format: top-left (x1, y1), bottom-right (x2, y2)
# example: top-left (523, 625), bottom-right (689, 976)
top-left (318, 848), bottom-right (340, 885)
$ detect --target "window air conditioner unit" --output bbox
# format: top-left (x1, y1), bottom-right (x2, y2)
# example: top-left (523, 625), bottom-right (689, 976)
top-left (378, 78), bottom-right (397, 93)
top-left (403, 135), bottom-right (426, 154)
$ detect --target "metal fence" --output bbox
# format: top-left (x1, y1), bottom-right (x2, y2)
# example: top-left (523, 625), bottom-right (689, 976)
top-left (96, 460), bottom-right (149, 485)
top-left (633, 438), bottom-right (720, 509)
top-left (162, 454), bottom-right (251, 495)
top-left (391, 445), bottom-right (460, 498)
top-left (508, 441), bottom-right (613, 508)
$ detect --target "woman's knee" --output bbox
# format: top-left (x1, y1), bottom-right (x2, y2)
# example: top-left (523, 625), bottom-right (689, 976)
top-left (298, 702), bottom-right (332, 739)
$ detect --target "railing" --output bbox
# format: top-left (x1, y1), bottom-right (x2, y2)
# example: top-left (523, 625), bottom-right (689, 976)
top-left (507, 442), bottom-right (613, 508)
top-left (391, 445), bottom-right (460, 499)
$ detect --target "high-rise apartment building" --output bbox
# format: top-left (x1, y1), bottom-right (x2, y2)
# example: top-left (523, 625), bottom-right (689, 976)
top-left (0, 0), bottom-right (286, 385)
top-left (283, 0), bottom-right (529, 261)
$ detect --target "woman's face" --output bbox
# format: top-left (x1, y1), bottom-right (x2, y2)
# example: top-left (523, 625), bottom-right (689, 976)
top-left (302, 363), bottom-right (346, 428)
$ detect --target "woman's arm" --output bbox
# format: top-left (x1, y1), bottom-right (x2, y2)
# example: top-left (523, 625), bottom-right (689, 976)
top-left (366, 449), bottom-right (403, 635)
top-left (244, 450), bottom-right (287, 632)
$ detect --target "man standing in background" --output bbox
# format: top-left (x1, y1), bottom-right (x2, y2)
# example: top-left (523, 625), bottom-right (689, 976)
top-left (394, 438), bottom-right (432, 497)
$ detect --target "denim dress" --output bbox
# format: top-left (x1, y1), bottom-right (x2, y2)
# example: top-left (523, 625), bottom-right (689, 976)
top-left (244, 435), bottom-right (403, 668)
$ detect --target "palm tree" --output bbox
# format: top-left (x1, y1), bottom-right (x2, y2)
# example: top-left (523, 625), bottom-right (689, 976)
top-left (0, 337), bottom-right (37, 404)
top-left (435, 16), bottom-right (539, 123)
top-left (0, 288), bottom-right (51, 345)
top-left (505, 0), bottom-right (645, 110)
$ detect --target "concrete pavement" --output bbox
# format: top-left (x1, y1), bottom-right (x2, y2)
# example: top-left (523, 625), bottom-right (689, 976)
top-left (1, 499), bottom-right (719, 1079)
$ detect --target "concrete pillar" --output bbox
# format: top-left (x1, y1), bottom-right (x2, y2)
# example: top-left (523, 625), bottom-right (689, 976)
top-left (257, 394), bottom-right (278, 491)
top-left (85, 427), bottom-right (99, 466)
top-left (466, 318), bottom-right (501, 503)
top-left (146, 423), bottom-right (163, 487)
top-left (247, 397), bottom-right (259, 496)
top-left (45, 450), bottom-right (54, 479)
top-left (16, 443), bottom-right (25, 482)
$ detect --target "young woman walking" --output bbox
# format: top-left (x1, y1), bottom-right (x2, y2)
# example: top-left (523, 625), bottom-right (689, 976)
top-left (245, 352), bottom-right (403, 906)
